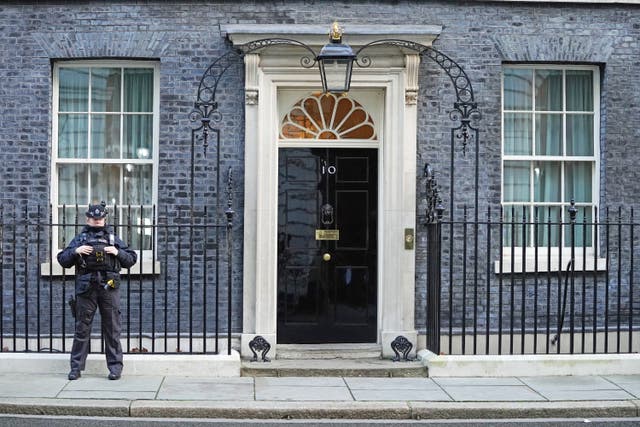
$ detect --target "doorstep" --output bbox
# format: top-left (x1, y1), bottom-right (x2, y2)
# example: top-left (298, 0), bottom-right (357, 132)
top-left (241, 357), bottom-right (426, 377)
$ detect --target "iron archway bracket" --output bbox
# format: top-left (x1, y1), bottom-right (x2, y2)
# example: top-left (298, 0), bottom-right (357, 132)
top-left (191, 39), bottom-right (317, 116)
top-left (191, 37), bottom-right (482, 153)
top-left (354, 39), bottom-right (480, 155)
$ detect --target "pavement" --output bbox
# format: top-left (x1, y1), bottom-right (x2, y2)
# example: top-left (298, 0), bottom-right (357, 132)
top-left (2, 372), bottom-right (640, 420)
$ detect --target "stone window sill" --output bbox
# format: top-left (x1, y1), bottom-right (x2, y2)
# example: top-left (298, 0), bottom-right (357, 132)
top-left (494, 255), bottom-right (607, 274)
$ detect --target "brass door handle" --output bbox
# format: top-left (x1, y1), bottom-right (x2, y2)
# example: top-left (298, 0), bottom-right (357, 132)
top-left (322, 253), bottom-right (331, 262)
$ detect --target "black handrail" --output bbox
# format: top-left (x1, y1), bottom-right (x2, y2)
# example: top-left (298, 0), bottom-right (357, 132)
top-left (551, 260), bottom-right (574, 346)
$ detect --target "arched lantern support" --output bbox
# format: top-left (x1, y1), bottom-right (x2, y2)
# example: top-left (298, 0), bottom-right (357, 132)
top-left (188, 35), bottom-right (482, 351)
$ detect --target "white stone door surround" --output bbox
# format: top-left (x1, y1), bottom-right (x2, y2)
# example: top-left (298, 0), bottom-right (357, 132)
top-left (221, 24), bottom-right (441, 358)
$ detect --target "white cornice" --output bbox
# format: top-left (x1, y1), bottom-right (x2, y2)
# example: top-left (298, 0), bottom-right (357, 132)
top-left (221, 24), bottom-right (442, 49)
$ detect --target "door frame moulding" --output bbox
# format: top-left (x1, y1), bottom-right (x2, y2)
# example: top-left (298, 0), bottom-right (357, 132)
top-left (228, 25), bottom-right (441, 359)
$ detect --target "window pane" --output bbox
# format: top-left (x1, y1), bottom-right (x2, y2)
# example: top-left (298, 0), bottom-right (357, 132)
top-left (116, 206), bottom-right (153, 250)
top-left (565, 162), bottom-right (592, 203)
top-left (504, 68), bottom-right (532, 110)
top-left (535, 69), bottom-right (562, 111)
top-left (504, 113), bottom-right (532, 155)
top-left (91, 68), bottom-right (121, 112)
top-left (535, 113), bottom-right (562, 155)
top-left (501, 66), bottom-right (597, 250)
top-left (503, 161), bottom-right (530, 202)
top-left (566, 70), bottom-right (593, 112)
top-left (503, 205), bottom-right (529, 247)
top-left (59, 68), bottom-right (89, 112)
top-left (90, 164), bottom-right (120, 205)
top-left (534, 161), bottom-right (561, 203)
top-left (566, 114), bottom-right (594, 156)
top-left (534, 206), bottom-right (561, 247)
top-left (124, 115), bottom-right (152, 158)
top-left (124, 68), bottom-right (154, 112)
top-left (91, 114), bottom-right (121, 159)
top-left (58, 114), bottom-right (88, 158)
top-left (58, 206), bottom-right (85, 247)
top-left (58, 164), bottom-right (88, 205)
top-left (123, 164), bottom-right (152, 205)
top-left (565, 206), bottom-right (592, 248)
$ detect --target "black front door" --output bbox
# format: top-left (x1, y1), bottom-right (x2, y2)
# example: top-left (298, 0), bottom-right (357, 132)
top-left (277, 147), bottom-right (378, 343)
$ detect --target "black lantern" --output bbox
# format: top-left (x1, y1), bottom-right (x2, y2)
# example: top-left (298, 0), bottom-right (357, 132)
top-left (316, 22), bottom-right (356, 94)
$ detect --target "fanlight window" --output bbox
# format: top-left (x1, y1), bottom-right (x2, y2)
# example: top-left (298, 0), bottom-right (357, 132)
top-left (280, 93), bottom-right (376, 140)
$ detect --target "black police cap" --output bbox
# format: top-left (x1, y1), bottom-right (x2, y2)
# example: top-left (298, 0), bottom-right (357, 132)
top-left (86, 201), bottom-right (108, 219)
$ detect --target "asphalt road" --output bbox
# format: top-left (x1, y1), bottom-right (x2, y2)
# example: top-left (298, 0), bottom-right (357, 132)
top-left (2, 415), bottom-right (640, 426)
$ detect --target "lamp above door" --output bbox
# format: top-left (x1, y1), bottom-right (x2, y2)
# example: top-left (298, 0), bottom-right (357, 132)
top-left (316, 22), bottom-right (356, 94)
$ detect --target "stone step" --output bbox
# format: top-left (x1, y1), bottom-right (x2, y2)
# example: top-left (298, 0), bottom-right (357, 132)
top-left (275, 343), bottom-right (382, 360)
top-left (241, 357), bottom-right (427, 377)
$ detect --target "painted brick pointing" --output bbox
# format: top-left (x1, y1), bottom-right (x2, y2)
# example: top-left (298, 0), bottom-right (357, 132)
top-left (0, 1), bottom-right (639, 347)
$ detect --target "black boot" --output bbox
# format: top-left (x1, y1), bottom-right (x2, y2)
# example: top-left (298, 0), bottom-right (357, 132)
top-left (68, 370), bottom-right (81, 380)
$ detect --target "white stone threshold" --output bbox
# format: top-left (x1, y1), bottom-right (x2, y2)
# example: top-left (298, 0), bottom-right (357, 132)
top-left (419, 349), bottom-right (640, 377)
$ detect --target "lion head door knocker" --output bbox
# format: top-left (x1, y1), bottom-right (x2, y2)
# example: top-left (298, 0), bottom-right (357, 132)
top-left (321, 203), bottom-right (334, 225)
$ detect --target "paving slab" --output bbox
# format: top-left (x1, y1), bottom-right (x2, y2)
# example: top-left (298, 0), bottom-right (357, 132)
top-left (351, 387), bottom-right (452, 401)
top-left (344, 377), bottom-right (439, 390)
top-left (534, 389), bottom-right (635, 401)
top-left (441, 385), bottom-right (546, 401)
top-left (520, 375), bottom-right (619, 390)
top-left (255, 377), bottom-right (352, 401)
top-left (0, 374), bottom-right (68, 398)
top-left (344, 377), bottom-right (452, 401)
top-left (256, 385), bottom-right (353, 401)
top-left (606, 375), bottom-right (640, 398)
top-left (432, 377), bottom-right (524, 386)
top-left (520, 375), bottom-right (635, 401)
top-left (62, 374), bottom-right (163, 391)
top-left (156, 376), bottom-right (254, 401)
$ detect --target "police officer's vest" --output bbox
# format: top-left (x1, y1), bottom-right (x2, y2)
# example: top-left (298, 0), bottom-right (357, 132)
top-left (80, 231), bottom-right (119, 272)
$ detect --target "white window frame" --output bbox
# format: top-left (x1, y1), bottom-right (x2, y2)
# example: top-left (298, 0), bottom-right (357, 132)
top-left (498, 64), bottom-right (605, 273)
top-left (44, 60), bottom-right (160, 275)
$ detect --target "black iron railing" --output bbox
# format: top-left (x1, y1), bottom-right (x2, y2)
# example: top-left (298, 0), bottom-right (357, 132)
top-left (0, 204), bottom-right (234, 355)
top-left (425, 201), bottom-right (640, 355)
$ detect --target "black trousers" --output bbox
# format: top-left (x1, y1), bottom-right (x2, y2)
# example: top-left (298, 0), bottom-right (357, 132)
top-left (70, 282), bottom-right (122, 375)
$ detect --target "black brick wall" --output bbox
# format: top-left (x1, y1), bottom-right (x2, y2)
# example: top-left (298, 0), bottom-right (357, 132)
top-left (0, 1), bottom-right (638, 344)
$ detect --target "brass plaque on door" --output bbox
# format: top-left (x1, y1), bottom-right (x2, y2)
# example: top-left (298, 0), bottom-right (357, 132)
top-left (315, 229), bottom-right (340, 240)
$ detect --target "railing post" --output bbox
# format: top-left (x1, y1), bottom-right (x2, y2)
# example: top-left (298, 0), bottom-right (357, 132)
top-left (225, 168), bottom-right (234, 356)
top-left (568, 199), bottom-right (577, 354)
top-left (424, 164), bottom-right (443, 354)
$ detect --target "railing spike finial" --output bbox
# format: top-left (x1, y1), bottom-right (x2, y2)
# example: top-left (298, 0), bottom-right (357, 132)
top-left (425, 163), bottom-right (444, 224)
top-left (568, 199), bottom-right (577, 223)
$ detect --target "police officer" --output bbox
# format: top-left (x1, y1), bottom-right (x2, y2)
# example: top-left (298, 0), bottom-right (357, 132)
top-left (57, 201), bottom-right (137, 380)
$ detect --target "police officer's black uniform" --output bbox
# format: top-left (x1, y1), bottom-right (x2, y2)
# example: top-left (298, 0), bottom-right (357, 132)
top-left (57, 202), bottom-right (137, 380)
